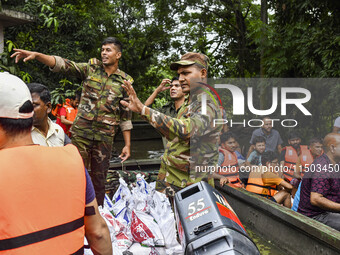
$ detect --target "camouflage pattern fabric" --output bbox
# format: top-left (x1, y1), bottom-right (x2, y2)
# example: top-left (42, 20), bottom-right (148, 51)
top-left (51, 56), bottom-right (134, 139)
top-left (51, 56), bottom-right (134, 205)
top-left (72, 134), bottom-right (113, 206)
top-left (141, 85), bottom-right (222, 197)
top-left (156, 101), bottom-right (178, 118)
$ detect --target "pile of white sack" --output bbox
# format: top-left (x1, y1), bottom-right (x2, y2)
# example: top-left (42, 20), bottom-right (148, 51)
top-left (85, 174), bottom-right (183, 255)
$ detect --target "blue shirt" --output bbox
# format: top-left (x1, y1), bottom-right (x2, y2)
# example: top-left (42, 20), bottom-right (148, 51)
top-left (85, 168), bottom-right (96, 204)
top-left (247, 150), bottom-right (262, 165)
top-left (291, 182), bottom-right (301, 211)
top-left (249, 128), bottom-right (283, 152)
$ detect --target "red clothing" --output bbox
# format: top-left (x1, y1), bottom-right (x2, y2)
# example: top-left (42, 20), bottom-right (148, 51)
top-left (56, 106), bottom-right (68, 133)
top-left (56, 99), bottom-right (78, 136)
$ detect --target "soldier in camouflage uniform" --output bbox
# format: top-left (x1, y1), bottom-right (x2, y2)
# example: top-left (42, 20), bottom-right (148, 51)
top-left (145, 77), bottom-right (186, 148)
top-left (12, 37), bottom-right (133, 205)
top-left (120, 52), bottom-right (222, 197)
top-left (145, 77), bottom-right (186, 118)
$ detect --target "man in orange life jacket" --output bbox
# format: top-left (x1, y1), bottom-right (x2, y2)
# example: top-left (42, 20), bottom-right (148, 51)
top-left (56, 93), bottom-right (80, 137)
top-left (279, 131), bottom-right (314, 182)
top-left (213, 131), bottom-right (243, 188)
top-left (246, 151), bottom-right (293, 207)
top-left (0, 73), bottom-right (111, 255)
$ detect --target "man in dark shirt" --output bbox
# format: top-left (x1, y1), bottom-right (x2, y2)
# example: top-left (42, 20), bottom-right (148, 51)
top-left (247, 116), bottom-right (283, 158)
top-left (145, 77), bottom-right (186, 148)
top-left (298, 133), bottom-right (340, 231)
top-left (145, 77), bottom-right (185, 117)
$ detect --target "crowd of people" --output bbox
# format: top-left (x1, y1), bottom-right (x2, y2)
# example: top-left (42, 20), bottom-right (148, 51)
top-left (1, 36), bottom-right (338, 253)
top-left (215, 116), bottom-right (340, 231)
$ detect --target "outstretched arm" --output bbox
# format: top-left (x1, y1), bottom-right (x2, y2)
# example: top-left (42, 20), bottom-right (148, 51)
top-left (144, 79), bottom-right (171, 106)
top-left (11, 49), bottom-right (56, 68)
top-left (120, 80), bottom-right (219, 142)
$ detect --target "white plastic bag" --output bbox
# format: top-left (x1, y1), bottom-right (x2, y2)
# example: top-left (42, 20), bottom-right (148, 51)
top-left (128, 242), bottom-right (167, 255)
top-left (116, 232), bottom-right (133, 251)
top-left (131, 209), bottom-right (164, 247)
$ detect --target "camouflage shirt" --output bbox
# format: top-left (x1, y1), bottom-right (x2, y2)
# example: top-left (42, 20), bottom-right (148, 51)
top-left (141, 87), bottom-right (222, 196)
top-left (51, 56), bottom-right (133, 141)
top-left (156, 101), bottom-right (178, 118)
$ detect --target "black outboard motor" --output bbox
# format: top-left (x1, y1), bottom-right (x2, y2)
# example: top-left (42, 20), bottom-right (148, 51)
top-left (174, 181), bottom-right (260, 255)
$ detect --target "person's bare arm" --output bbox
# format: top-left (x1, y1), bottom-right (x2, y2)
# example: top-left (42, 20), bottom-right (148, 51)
top-left (120, 130), bottom-right (131, 162)
top-left (60, 115), bottom-right (73, 125)
top-left (278, 180), bottom-right (293, 191)
top-left (11, 49), bottom-right (56, 67)
top-left (310, 192), bottom-right (340, 212)
top-left (212, 172), bottom-right (230, 186)
top-left (277, 144), bottom-right (282, 154)
top-left (85, 199), bottom-right (112, 255)
top-left (144, 79), bottom-right (171, 106)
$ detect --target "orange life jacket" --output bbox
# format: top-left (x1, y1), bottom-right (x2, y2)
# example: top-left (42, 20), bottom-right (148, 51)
top-left (218, 147), bottom-right (242, 188)
top-left (64, 98), bottom-right (78, 122)
top-left (246, 171), bottom-right (278, 197)
top-left (0, 145), bottom-right (85, 255)
top-left (51, 103), bottom-right (62, 117)
top-left (283, 145), bottom-right (313, 181)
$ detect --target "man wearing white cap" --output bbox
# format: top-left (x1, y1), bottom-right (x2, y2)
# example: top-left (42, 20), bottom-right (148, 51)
top-left (0, 72), bottom-right (111, 254)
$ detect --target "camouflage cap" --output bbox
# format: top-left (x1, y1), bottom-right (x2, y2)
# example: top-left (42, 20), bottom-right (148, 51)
top-left (170, 52), bottom-right (209, 71)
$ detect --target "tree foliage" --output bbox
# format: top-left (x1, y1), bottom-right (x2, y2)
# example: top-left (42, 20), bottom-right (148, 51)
top-left (1, 0), bottom-right (338, 136)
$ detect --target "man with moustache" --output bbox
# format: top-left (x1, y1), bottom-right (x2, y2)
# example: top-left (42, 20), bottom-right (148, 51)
top-left (297, 133), bottom-right (340, 231)
top-left (247, 116), bottom-right (283, 158)
top-left (279, 131), bottom-right (314, 182)
top-left (145, 77), bottom-right (186, 118)
top-left (120, 52), bottom-right (222, 197)
top-left (12, 37), bottom-right (133, 206)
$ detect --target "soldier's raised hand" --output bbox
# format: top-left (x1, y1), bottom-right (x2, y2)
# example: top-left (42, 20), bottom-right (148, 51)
top-left (120, 80), bottom-right (144, 113)
top-left (156, 79), bottom-right (171, 93)
top-left (11, 49), bottom-right (38, 63)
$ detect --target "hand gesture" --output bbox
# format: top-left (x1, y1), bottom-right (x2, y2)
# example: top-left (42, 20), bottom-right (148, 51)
top-left (220, 177), bottom-right (229, 186)
top-left (11, 49), bottom-right (38, 63)
top-left (119, 145), bottom-right (130, 162)
top-left (156, 79), bottom-right (171, 93)
top-left (120, 80), bottom-right (144, 113)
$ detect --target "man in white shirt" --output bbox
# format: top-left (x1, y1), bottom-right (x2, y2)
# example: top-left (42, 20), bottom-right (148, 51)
top-left (27, 83), bottom-right (65, 147)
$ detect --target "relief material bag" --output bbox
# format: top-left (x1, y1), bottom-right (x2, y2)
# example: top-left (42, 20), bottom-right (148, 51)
top-left (130, 209), bottom-right (164, 247)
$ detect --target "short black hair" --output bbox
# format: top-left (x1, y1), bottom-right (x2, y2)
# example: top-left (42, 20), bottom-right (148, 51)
top-left (261, 151), bottom-right (278, 166)
top-left (27, 83), bottom-right (51, 104)
top-left (309, 137), bottom-right (323, 146)
top-left (69, 92), bottom-right (81, 100)
top-left (220, 131), bottom-right (237, 144)
top-left (288, 131), bottom-right (301, 140)
top-left (102, 37), bottom-right (123, 52)
top-left (0, 100), bottom-right (33, 136)
top-left (171, 77), bottom-right (179, 82)
top-left (253, 136), bottom-right (266, 145)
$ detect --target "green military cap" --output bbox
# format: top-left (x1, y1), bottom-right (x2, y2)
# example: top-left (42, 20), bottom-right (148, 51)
top-left (170, 52), bottom-right (209, 71)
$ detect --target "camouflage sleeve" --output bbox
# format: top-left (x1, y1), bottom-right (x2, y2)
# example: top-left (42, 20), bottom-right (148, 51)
top-left (141, 101), bottom-right (220, 142)
top-left (50, 56), bottom-right (88, 80)
top-left (119, 120), bottom-right (133, 131)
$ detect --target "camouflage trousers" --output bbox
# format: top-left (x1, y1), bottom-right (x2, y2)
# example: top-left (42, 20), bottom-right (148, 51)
top-left (72, 134), bottom-right (113, 206)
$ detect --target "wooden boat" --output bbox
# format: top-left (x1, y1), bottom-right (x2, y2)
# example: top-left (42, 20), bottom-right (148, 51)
top-left (216, 184), bottom-right (340, 255)
top-left (108, 159), bottom-right (340, 254)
